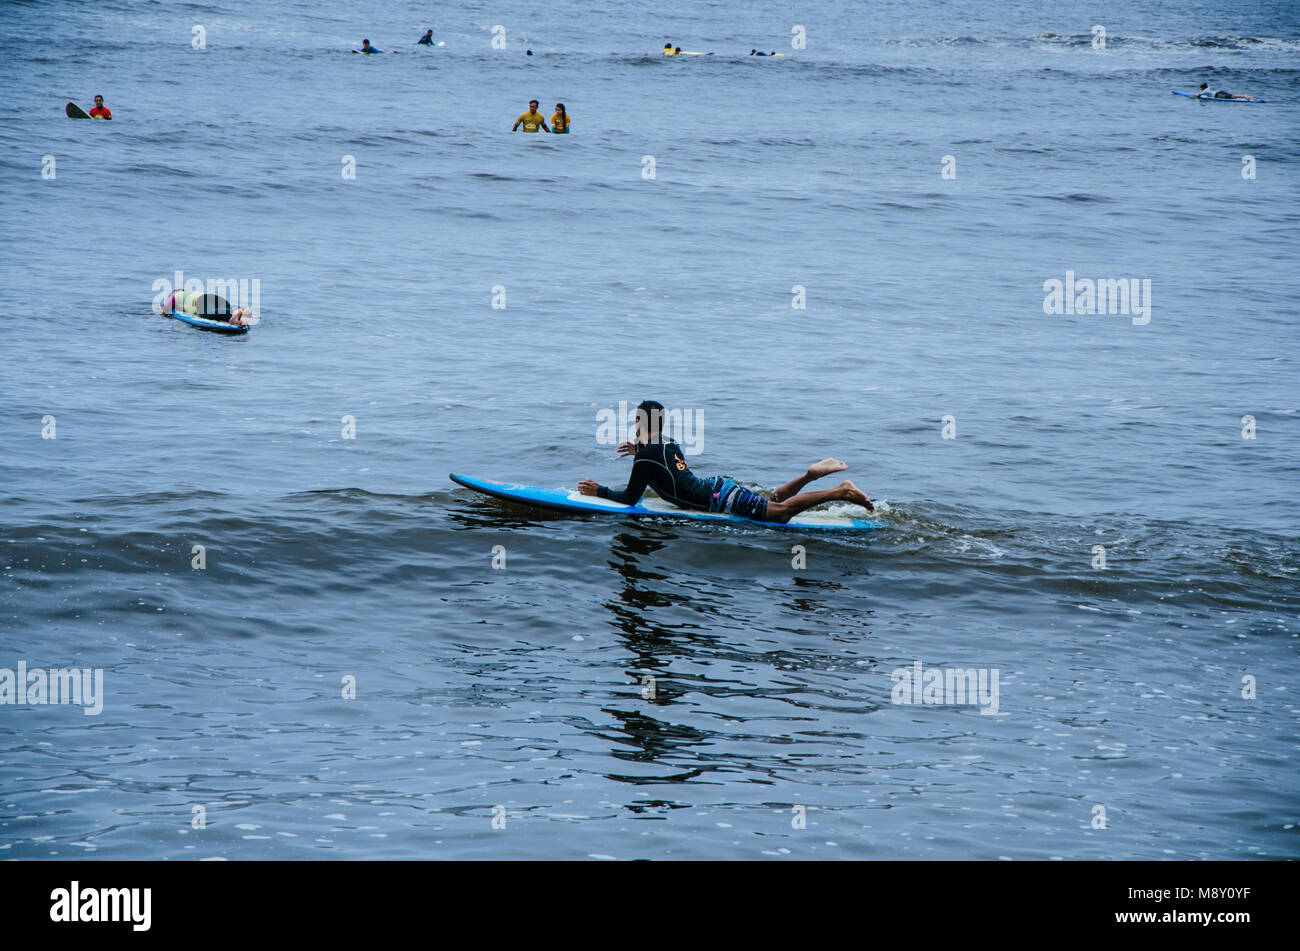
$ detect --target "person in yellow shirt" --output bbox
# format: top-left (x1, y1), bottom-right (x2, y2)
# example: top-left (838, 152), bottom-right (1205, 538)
top-left (551, 103), bottom-right (570, 134)
top-left (512, 100), bottom-right (549, 133)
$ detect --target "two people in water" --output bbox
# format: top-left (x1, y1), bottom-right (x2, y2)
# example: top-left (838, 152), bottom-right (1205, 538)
top-left (1195, 82), bottom-right (1258, 101)
top-left (512, 100), bottom-right (570, 133)
top-left (158, 289), bottom-right (252, 327)
top-left (663, 42), bottom-right (781, 56)
top-left (88, 95), bottom-right (111, 119)
top-left (359, 31), bottom-right (436, 52)
top-left (578, 401), bottom-right (874, 524)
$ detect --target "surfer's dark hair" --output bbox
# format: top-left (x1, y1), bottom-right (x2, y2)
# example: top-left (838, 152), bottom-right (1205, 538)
top-left (637, 400), bottom-right (665, 441)
top-left (555, 103), bottom-right (565, 112)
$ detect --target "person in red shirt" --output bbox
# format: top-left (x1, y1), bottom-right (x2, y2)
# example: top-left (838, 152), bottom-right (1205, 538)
top-left (88, 95), bottom-right (111, 119)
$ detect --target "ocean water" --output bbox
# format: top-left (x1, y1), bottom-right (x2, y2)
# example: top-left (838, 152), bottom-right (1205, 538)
top-left (0, 0), bottom-right (1297, 860)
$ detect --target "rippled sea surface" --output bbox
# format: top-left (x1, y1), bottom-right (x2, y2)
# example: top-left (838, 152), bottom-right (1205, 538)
top-left (0, 0), bottom-right (1297, 860)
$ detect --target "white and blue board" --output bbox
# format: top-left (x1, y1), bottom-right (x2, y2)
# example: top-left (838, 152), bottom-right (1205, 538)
top-left (450, 473), bottom-right (884, 533)
top-left (1171, 90), bottom-right (1266, 102)
top-left (169, 309), bottom-right (249, 335)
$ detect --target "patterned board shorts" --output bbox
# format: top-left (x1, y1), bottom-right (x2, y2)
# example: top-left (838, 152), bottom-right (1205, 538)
top-left (708, 477), bottom-right (769, 521)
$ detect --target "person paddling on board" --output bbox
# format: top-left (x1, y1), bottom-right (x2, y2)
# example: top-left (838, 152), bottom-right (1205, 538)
top-left (359, 39), bottom-right (382, 53)
top-left (159, 289), bottom-right (251, 327)
top-left (663, 42), bottom-right (676, 55)
top-left (88, 95), bottom-right (111, 119)
top-left (1196, 82), bottom-right (1257, 101)
top-left (512, 100), bottom-right (550, 132)
top-left (551, 103), bottom-right (570, 133)
top-left (418, 30), bottom-right (434, 45)
top-left (577, 401), bottom-right (874, 523)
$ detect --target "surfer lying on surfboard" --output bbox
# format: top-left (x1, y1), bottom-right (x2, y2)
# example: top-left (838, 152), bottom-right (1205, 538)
top-left (1194, 82), bottom-right (1257, 101)
top-left (577, 400), bottom-right (874, 523)
top-left (158, 289), bottom-right (251, 326)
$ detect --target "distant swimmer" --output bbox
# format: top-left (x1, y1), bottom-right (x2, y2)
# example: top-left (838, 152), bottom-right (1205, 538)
top-left (512, 100), bottom-right (550, 132)
top-left (418, 30), bottom-right (434, 45)
top-left (358, 39), bottom-right (382, 54)
top-left (749, 49), bottom-right (777, 56)
top-left (577, 400), bottom-right (875, 522)
top-left (663, 42), bottom-right (676, 55)
top-left (88, 95), bottom-right (111, 119)
top-left (551, 103), bottom-right (570, 133)
top-left (1195, 82), bottom-right (1257, 100)
top-left (159, 289), bottom-right (251, 327)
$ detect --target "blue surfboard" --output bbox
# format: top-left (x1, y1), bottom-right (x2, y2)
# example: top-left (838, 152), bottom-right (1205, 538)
top-left (450, 473), bottom-right (884, 533)
top-left (170, 309), bottom-right (249, 334)
top-left (1172, 90), bottom-right (1265, 102)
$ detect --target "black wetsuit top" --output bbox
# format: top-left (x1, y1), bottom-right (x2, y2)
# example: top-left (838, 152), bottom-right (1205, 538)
top-left (418, 34), bottom-right (433, 45)
top-left (597, 440), bottom-right (716, 510)
top-left (193, 294), bottom-right (233, 319)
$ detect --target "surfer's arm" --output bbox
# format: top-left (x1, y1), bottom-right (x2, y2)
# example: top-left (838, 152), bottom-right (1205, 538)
top-left (594, 483), bottom-right (642, 504)
top-left (588, 460), bottom-right (652, 504)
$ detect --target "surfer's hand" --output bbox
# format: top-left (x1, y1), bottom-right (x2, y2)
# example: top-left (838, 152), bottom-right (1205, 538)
top-left (577, 480), bottom-right (600, 496)
top-left (616, 441), bottom-right (637, 457)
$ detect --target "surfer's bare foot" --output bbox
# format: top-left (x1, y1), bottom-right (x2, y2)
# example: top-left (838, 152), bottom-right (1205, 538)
top-left (839, 480), bottom-right (874, 512)
top-left (807, 458), bottom-right (847, 479)
top-left (773, 458), bottom-right (850, 503)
